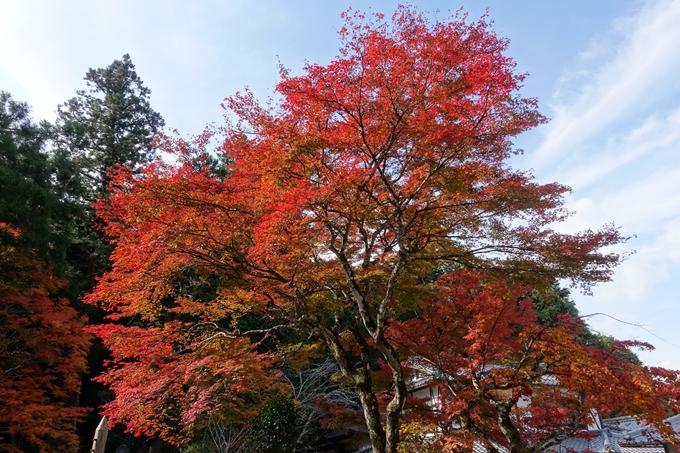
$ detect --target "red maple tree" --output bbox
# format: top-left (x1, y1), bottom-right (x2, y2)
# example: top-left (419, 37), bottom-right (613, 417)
top-left (88, 7), bottom-right (633, 453)
top-left (389, 270), bottom-right (680, 453)
top-left (0, 225), bottom-right (90, 453)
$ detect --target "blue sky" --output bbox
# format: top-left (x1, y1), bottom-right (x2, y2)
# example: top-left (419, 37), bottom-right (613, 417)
top-left (1, 0), bottom-right (679, 369)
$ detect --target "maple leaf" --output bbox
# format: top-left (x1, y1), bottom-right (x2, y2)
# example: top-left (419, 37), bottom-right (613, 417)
top-left (0, 224), bottom-right (90, 453)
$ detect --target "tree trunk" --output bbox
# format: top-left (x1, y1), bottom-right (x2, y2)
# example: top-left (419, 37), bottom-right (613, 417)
top-left (495, 402), bottom-right (533, 453)
top-left (317, 322), bottom-right (388, 453)
top-left (354, 372), bottom-right (388, 453)
top-left (376, 338), bottom-right (407, 453)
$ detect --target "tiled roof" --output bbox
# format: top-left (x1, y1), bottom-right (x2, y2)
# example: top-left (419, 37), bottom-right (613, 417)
top-left (546, 415), bottom-right (679, 453)
top-left (549, 433), bottom-right (606, 453)
top-left (617, 445), bottom-right (666, 453)
top-left (603, 416), bottom-right (666, 445)
top-left (473, 440), bottom-right (506, 453)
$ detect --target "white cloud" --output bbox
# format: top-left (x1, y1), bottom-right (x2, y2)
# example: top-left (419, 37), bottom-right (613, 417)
top-left (557, 109), bottom-right (680, 192)
top-left (531, 0), bottom-right (680, 169)
top-left (525, 0), bottom-right (680, 369)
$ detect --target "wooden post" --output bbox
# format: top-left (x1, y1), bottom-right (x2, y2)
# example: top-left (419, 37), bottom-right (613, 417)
top-left (90, 416), bottom-right (108, 453)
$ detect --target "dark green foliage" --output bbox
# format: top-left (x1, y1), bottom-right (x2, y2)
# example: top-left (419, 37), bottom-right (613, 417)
top-left (529, 282), bottom-right (579, 326)
top-left (48, 53), bottom-right (165, 291)
top-left (529, 282), bottom-right (641, 364)
top-left (49, 53), bottom-right (165, 293)
top-left (55, 54), bottom-right (164, 199)
top-left (0, 91), bottom-right (81, 272)
top-left (0, 91), bottom-right (51, 243)
top-left (241, 393), bottom-right (302, 453)
top-left (183, 393), bottom-right (304, 453)
top-left (186, 149), bottom-right (232, 181)
top-left (0, 91), bottom-right (92, 453)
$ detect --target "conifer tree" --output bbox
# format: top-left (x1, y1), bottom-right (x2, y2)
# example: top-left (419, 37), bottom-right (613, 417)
top-left (55, 54), bottom-right (164, 200)
top-left (0, 92), bottom-right (78, 269)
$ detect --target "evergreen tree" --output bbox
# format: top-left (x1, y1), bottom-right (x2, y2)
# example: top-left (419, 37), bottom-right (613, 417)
top-left (50, 54), bottom-right (165, 288)
top-left (529, 282), bottom-right (642, 364)
top-left (0, 91), bottom-right (79, 271)
top-left (529, 282), bottom-right (579, 326)
top-left (55, 54), bottom-right (164, 200)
